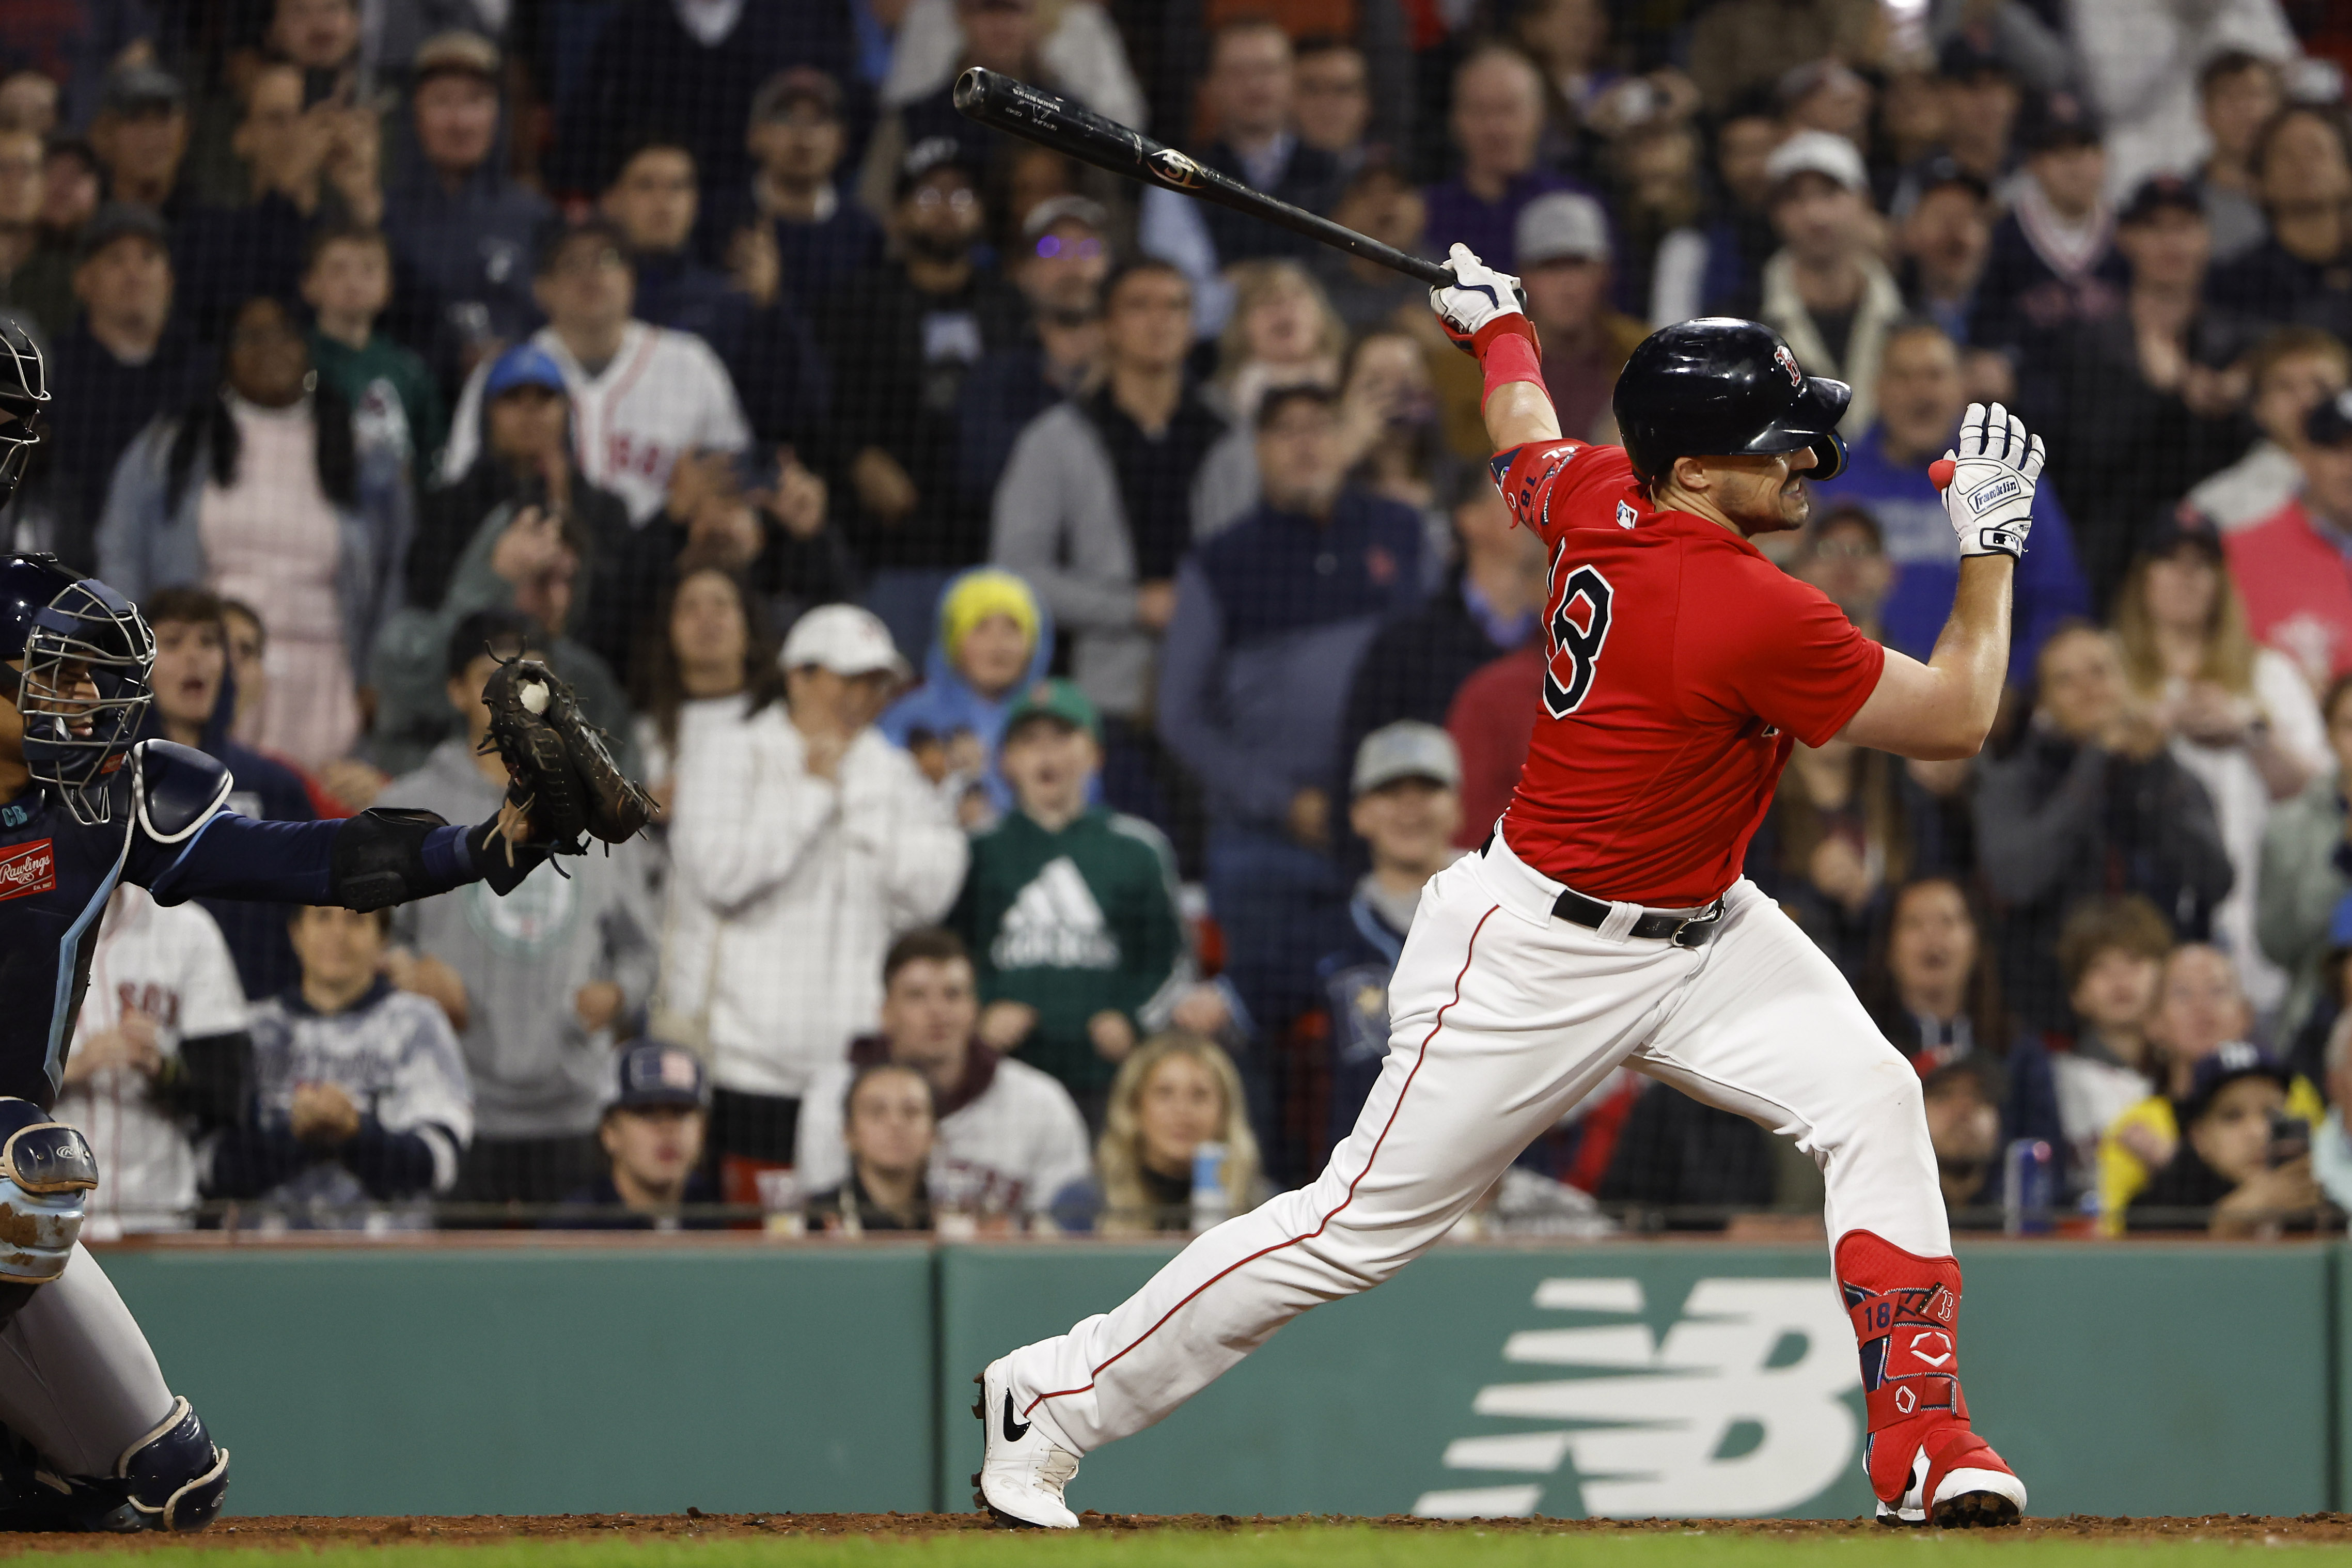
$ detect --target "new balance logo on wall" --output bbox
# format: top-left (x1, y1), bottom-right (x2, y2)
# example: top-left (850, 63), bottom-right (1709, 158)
top-left (1414, 1278), bottom-right (1860, 1519)
top-left (992, 857), bottom-right (1119, 970)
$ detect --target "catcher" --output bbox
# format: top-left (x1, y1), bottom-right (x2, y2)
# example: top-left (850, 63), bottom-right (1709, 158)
top-left (0, 352), bottom-right (650, 1528)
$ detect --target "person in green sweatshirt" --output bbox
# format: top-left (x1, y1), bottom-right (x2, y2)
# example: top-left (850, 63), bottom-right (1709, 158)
top-left (302, 223), bottom-right (448, 474)
top-left (953, 679), bottom-right (1211, 1122)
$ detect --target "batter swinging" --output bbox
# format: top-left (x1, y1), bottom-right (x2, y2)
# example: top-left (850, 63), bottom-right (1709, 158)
top-left (977, 243), bottom-right (2045, 1530)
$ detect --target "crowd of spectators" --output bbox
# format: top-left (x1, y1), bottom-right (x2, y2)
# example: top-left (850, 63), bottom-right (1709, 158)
top-left (12, 0), bottom-right (2352, 1238)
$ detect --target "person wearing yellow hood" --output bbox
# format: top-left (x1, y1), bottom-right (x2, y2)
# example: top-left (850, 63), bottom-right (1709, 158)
top-left (879, 567), bottom-right (1057, 825)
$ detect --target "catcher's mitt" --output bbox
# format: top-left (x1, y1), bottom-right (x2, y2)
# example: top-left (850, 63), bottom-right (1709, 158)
top-left (479, 656), bottom-right (655, 851)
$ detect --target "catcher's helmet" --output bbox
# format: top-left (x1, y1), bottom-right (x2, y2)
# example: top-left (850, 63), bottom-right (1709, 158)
top-left (0, 553), bottom-right (154, 825)
top-left (1612, 318), bottom-right (1853, 484)
top-left (0, 318), bottom-right (48, 509)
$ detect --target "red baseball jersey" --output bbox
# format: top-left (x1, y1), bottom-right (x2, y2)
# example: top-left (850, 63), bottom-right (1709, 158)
top-left (1489, 438), bottom-right (1886, 906)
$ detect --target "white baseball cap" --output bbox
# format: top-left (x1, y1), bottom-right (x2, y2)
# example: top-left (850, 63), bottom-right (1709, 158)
top-left (1353, 720), bottom-right (1462, 795)
top-left (1764, 130), bottom-right (1869, 196)
top-left (1516, 192), bottom-right (1612, 267)
top-left (779, 604), bottom-right (911, 680)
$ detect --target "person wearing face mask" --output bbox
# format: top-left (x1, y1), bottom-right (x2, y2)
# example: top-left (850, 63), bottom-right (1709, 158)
top-left (96, 292), bottom-right (408, 772)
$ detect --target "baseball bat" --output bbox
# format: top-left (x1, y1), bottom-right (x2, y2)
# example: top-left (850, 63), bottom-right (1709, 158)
top-left (952, 67), bottom-right (1453, 288)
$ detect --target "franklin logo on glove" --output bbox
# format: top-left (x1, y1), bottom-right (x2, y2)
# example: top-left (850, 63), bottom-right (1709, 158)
top-left (1935, 402), bottom-right (2043, 560)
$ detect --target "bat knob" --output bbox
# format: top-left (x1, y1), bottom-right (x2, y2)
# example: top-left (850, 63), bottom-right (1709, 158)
top-left (1928, 458), bottom-right (1956, 490)
top-left (953, 67), bottom-right (992, 115)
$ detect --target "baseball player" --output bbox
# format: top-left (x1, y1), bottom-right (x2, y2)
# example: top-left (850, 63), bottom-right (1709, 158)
top-left (976, 244), bottom-right (2045, 1530)
top-left (0, 317), bottom-right (649, 1532)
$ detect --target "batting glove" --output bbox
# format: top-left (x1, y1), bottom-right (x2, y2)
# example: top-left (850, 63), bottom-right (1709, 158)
top-left (1934, 401), bottom-right (2044, 560)
top-left (1430, 243), bottom-right (1534, 356)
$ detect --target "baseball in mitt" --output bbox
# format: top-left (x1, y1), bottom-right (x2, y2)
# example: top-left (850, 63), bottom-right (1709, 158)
top-left (477, 655), bottom-right (656, 856)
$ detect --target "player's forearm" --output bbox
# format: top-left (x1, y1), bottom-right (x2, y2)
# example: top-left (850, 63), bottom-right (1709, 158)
top-left (1919, 555), bottom-right (2016, 755)
top-left (1482, 378), bottom-right (1562, 453)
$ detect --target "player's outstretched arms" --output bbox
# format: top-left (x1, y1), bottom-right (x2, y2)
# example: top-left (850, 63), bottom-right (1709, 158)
top-left (1843, 402), bottom-right (2044, 761)
top-left (1430, 243), bottom-right (1561, 453)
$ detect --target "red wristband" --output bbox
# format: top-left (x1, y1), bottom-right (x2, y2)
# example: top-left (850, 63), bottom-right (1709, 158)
top-left (1479, 326), bottom-right (1545, 406)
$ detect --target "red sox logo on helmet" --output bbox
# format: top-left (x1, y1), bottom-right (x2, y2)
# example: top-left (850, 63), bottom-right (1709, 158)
top-left (1772, 344), bottom-right (1802, 389)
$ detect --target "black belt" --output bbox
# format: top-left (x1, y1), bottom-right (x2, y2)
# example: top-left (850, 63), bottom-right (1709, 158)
top-left (1550, 885), bottom-right (1727, 948)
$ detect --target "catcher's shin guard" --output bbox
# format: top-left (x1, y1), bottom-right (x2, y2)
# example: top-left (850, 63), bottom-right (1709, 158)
top-left (1836, 1230), bottom-right (2022, 1526)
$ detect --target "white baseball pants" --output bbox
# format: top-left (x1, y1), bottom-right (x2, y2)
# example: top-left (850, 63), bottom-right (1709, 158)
top-left (1006, 833), bottom-right (1948, 1454)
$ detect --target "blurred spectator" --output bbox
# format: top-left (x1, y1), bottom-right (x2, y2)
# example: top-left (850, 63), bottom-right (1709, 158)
top-left (630, 561), bottom-right (787, 821)
top-left (1209, 257), bottom-right (1346, 460)
top-left (2126, 1042), bottom-right (2323, 1235)
top-left (1312, 160), bottom-right (1432, 335)
top-left (1337, 474), bottom-right (1541, 801)
top-left (440, 219), bottom-right (752, 526)
top-left (1872, 64), bottom-right (1945, 191)
top-left (1661, 104), bottom-right (1783, 331)
top-left (0, 70), bottom-right (57, 139)
top-left (548, 1043), bottom-right (725, 1231)
top-left (1687, 0), bottom-right (1879, 117)
top-left (410, 343), bottom-right (626, 611)
top-left (818, 139), bottom-right (1025, 665)
top-left (554, 0), bottom-right (806, 201)
top-left (716, 69), bottom-right (884, 309)
top-left (89, 67), bottom-right (187, 212)
top-left (2112, 512), bottom-right (2326, 1016)
top-left (1970, 90), bottom-right (2123, 372)
top-left (2317, 1015), bottom-right (2352, 1212)
top-left (2207, 106), bottom-right (2352, 343)
top-left (959, 195), bottom-right (1110, 505)
top-left (0, 8), bottom-right (155, 135)
top-left (1446, 639), bottom-right (1543, 850)
top-left (793, 928), bottom-right (1091, 1221)
top-left (1510, 0), bottom-right (1621, 173)
top-left (56, 886), bottom-right (247, 1235)
top-left (1735, 131), bottom-right (1902, 432)
top-left (952, 679), bottom-right (1193, 1118)
top-left (2258, 672), bottom-right (2352, 1042)
top-left (1921, 1057), bottom-right (2003, 1223)
top-left (1778, 59), bottom-right (1871, 151)
top-left (2050, 895), bottom-right (2172, 1183)
top-left (1611, 118), bottom-right (1708, 331)
top-left (2189, 326), bottom-right (2348, 531)
top-left (369, 506), bottom-right (634, 778)
top-left (45, 202), bottom-right (199, 563)
top-left (1159, 384), bottom-right (1428, 1049)
top-left (207, 905), bottom-right (473, 1221)
top-left (1859, 875), bottom-right (2064, 1163)
top-left (2198, 52), bottom-right (2287, 264)
top-left (140, 585), bottom-right (319, 1001)
top-left (381, 32), bottom-right (552, 381)
top-left (662, 606), bottom-right (965, 1190)
top-left (98, 293), bottom-right (407, 772)
top-left (1789, 500), bottom-right (1893, 635)
top-left (378, 613), bottom-right (658, 1209)
top-left (1922, 41), bottom-right (2023, 197)
top-left (880, 567), bottom-right (1054, 825)
top-left (1748, 735), bottom-right (1925, 980)
top-left (1976, 624), bottom-right (2234, 1028)
top-left (2229, 390), bottom-right (2352, 686)
top-left (1514, 193), bottom-right (1643, 443)
top-left (1320, 722), bottom-right (1462, 1147)
top-left (805, 1061), bottom-right (938, 1233)
top-left (1423, 43), bottom-right (1578, 275)
top-left (2071, 0), bottom-right (2295, 206)
top-left (302, 224), bottom-right (446, 475)
top-left (1139, 19), bottom-right (1340, 335)
top-left (0, 126), bottom-right (67, 344)
top-left (1336, 328), bottom-right (1451, 519)
top-left (1293, 37), bottom-right (1374, 177)
top-left (40, 138), bottom-right (101, 253)
top-left (1059, 1032), bottom-right (1264, 1234)
top-left (1894, 159), bottom-right (1992, 348)
top-left (992, 260), bottom-right (1226, 768)
top-left (1811, 320), bottom-right (2089, 681)
top-left (2041, 177), bottom-right (2256, 607)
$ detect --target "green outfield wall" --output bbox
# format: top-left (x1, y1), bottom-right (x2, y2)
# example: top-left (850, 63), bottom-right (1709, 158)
top-left (91, 1240), bottom-right (2339, 1519)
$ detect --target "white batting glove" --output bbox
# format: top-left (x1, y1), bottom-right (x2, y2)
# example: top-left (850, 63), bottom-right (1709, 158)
top-left (1934, 401), bottom-right (2044, 559)
top-left (1430, 243), bottom-right (1527, 354)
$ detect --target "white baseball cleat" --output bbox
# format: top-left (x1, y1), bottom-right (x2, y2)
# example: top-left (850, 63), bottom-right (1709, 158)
top-left (1874, 1435), bottom-right (2027, 1527)
top-left (971, 1358), bottom-right (1081, 1529)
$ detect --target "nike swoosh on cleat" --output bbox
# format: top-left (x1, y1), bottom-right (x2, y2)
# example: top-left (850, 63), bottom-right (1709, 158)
top-left (1002, 1392), bottom-right (1031, 1443)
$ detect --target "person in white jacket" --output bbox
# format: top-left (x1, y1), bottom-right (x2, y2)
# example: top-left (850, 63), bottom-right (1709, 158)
top-left (662, 604), bottom-right (969, 1189)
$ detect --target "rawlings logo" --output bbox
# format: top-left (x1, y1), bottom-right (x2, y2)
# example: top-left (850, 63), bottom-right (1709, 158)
top-left (0, 840), bottom-right (54, 902)
top-left (1149, 148), bottom-right (1204, 190)
top-left (1967, 475), bottom-right (2022, 515)
top-left (1772, 344), bottom-right (1803, 389)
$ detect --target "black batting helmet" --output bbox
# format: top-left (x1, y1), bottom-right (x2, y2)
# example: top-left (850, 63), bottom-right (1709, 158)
top-left (1612, 318), bottom-right (1852, 484)
top-left (0, 318), bottom-right (46, 509)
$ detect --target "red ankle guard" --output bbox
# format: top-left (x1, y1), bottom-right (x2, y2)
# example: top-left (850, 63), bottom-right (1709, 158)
top-left (1834, 1230), bottom-right (1968, 1503)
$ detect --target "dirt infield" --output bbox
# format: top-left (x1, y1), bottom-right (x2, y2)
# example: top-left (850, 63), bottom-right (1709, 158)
top-left (2, 1513), bottom-right (2349, 1550)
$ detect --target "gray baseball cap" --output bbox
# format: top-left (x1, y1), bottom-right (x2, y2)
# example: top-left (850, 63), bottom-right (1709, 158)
top-left (1765, 129), bottom-right (1869, 196)
top-left (1353, 720), bottom-right (1461, 796)
top-left (1516, 192), bottom-right (1612, 267)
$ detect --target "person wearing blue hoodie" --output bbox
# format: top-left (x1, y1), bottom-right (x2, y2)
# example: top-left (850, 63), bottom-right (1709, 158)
top-left (139, 584), bottom-right (320, 1001)
top-left (879, 567), bottom-right (1056, 826)
top-left (1811, 319), bottom-right (2089, 680)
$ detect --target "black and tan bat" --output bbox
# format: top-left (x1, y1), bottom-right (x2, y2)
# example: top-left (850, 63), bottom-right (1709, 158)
top-left (953, 66), bottom-right (1453, 288)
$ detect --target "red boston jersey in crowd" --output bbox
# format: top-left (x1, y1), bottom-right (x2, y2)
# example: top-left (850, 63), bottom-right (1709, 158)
top-left (1492, 438), bottom-right (1887, 907)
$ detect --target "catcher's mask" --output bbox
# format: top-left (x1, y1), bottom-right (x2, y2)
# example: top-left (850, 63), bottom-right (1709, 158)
top-left (0, 319), bottom-right (49, 510)
top-left (0, 555), bottom-right (154, 825)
